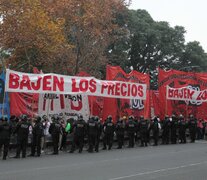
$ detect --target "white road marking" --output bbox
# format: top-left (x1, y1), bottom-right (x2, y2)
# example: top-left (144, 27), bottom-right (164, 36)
top-left (109, 161), bottom-right (207, 180)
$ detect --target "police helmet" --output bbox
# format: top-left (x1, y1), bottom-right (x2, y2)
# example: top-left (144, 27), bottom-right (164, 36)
top-left (179, 114), bottom-right (184, 119)
top-left (140, 115), bottom-right (144, 120)
top-left (36, 116), bottom-right (41, 123)
top-left (165, 115), bottom-right (169, 118)
top-left (21, 114), bottom-right (28, 121)
top-left (42, 115), bottom-right (48, 121)
top-left (190, 114), bottom-right (194, 118)
top-left (78, 114), bottom-right (83, 120)
top-left (107, 115), bottom-right (112, 121)
top-left (94, 116), bottom-right (99, 121)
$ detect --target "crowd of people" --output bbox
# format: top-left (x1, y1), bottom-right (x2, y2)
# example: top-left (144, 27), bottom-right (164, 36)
top-left (0, 114), bottom-right (206, 160)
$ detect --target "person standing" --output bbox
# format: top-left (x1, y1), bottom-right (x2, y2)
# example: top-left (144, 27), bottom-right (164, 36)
top-left (170, 114), bottom-right (178, 144)
top-left (126, 116), bottom-right (136, 148)
top-left (202, 120), bottom-right (206, 139)
top-left (139, 116), bottom-right (149, 147)
top-left (95, 116), bottom-right (102, 152)
top-left (150, 116), bottom-right (160, 146)
top-left (0, 117), bottom-right (12, 160)
top-left (115, 117), bottom-right (125, 149)
top-left (103, 115), bottom-right (115, 150)
top-left (188, 114), bottom-right (197, 143)
top-left (161, 115), bottom-right (171, 144)
top-left (197, 119), bottom-right (203, 140)
top-left (41, 116), bottom-right (50, 153)
top-left (178, 114), bottom-right (187, 144)
top-left (49, 116), bottom-right (61, 155)
top-left (87, 117), bottom-right (98, 153)
top-left (70, 115), bottom-right (86, 153)
top-left (14, 115), bottom-right (30, 158)
top-left (30, 116), bottom-right (44, 157)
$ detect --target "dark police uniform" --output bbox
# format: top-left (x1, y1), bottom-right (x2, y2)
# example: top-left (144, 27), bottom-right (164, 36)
top-left (31, 117), bottom-right (44, 156)
top-left (103, 116), bottom-right (115, 150)
top-left (115, 119), bottom-right (125, 149)
top-left (139, 117), bottom-right (149, 147)
top-left (150, 117), bottom-right (160, 146)
top-left (170, 115), bottom-right (178, 144)
top-left (87, 117), bottom-right (98, 152)
top-left (49, 118), bottom-right (62, 155)
top-left (162, 116), bottom-right (171, 144)
top-left (95, 116), bottom-right (102, 152)
top-left (126, 117), bottom-right (136, 148)
top-left (188, 115), bottom-right (197, 143)
top-left (70, 116), bottom-right (86, 153)
top-left (0, 118), bottom-right (12, 160)
top-left (14, 116), bottom-right (30, 158)
top-left (178, 115), bottom-right (187, 143)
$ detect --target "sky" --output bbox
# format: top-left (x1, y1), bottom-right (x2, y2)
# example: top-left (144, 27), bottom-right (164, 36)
top-left (129, 0), bottom-right (207, 52)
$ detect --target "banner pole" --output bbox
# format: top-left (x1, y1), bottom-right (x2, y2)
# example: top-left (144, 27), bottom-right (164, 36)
top-left (46, 95), bottom-right (50, 119)
top-left (165, 86), bottom-right (168, 115)
top-left (90, 96), bottom-right (93, 117)
top-left (186, 101), bottom-right (188, 119)
top-left (31, 94), bottom-right (35, 118)
top-left (1, 89), bottom-right (6, 117)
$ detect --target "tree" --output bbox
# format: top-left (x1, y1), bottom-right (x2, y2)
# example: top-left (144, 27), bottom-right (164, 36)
top-left (128, 9), bottom-right (186, 73)
top-left (179, 41), bottom-right (207, 71)
top-left (0, 0), bottom-right (69, 72)
top-left (43, 0), bottom-right (130, 77)
top-left (127, 9), bottom-right (188, 89)
top-left (0, 0), bottom-right (130, 75)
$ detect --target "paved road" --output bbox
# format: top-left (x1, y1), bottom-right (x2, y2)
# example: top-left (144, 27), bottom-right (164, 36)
top-left (1, 141), bottom-right (207, 180)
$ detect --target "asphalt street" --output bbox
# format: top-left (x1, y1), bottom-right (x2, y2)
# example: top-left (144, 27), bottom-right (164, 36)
top-left (1, 141), bottom-right (207, 180)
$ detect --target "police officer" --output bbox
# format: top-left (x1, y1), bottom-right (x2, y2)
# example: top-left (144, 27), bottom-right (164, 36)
top-left (70, 115), bottom-right (86, 153)
top-left (115, 117), bottom-right (125, 149)
top-left (171, 114), bottom-right (178, 144)
top-left (87, 116), bottom-right (98, 153)
top-left (139, 116), bottom-right (149, 147)
top-left (178, 114), bottom-right (187, 143)
top-left (126, 116), bottom-right (136, 148)
top-left (14, 115), bottom-right (31, 158)
top-left (49, 116), bottom-right (62, 155)
top-left (161, 115), bottom-right (171, 144)
top-left (202, 120), bottom-right (206, 139)
top-left (150, 116), bottom-right (160, 146)
top-left (188, 114), bottom-right (197, 143)
top-left (9, 116), bottom-right (18, 147)
top-left (134, 117), bottom-right (139, 143)
top-left (94, 116), bottom-right (102, 152)
top-left (103, 115), bottom-right (115, 150)
top-left (30, 116), bottom-right (44, 157)
top-left (0, 117), bottom-right (12, 160)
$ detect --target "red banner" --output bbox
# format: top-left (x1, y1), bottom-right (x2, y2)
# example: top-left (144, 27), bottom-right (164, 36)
top-left (158, 68), bottom-right (207, 120)
top-left (10, 92), bottom-right (38, 117)
top-left (103, 65), bottom-right (150, 121)
top-left (150, 90), bottom-right (161, 118)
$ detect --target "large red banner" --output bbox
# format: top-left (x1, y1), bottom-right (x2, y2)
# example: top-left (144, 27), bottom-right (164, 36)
top-left (158, 68), bottom-right (207, 120)
top-left (150, 90), bottom-right (161, 118)
top-left (10, 92), bottom-right (38, 117)
top-left (103, 65), bottom-right (150, 121)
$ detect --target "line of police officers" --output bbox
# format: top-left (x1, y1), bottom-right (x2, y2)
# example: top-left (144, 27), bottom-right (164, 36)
top-left (0, 113), bottom-right (204, 160)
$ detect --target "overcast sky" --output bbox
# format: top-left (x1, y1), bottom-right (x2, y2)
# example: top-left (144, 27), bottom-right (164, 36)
top-left (129, 0), bottom-right (207, 52)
